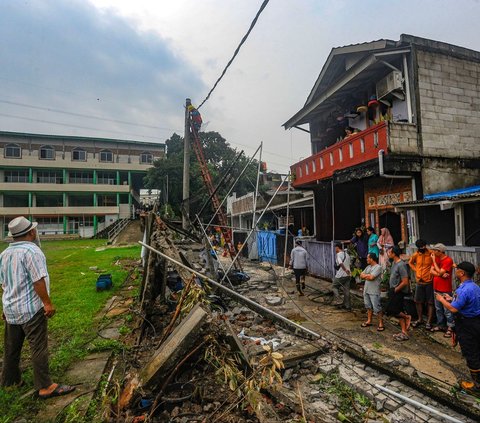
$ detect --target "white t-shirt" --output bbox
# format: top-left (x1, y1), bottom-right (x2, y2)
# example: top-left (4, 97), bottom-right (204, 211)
top-left (335, 251), bottom-right (351, 278)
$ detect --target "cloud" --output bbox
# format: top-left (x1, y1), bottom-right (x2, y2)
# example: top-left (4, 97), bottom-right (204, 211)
top-left (0, 0), bottom-right (205, 141)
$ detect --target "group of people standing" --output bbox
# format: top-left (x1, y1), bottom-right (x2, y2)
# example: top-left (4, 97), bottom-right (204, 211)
top-left (333, 228), bottom-right (480, 396)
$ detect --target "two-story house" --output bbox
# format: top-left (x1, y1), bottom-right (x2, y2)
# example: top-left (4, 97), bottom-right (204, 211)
top-left (284, 34), bottom-right (480, 247)
top-left (0, 131), bottom-right (165, 238)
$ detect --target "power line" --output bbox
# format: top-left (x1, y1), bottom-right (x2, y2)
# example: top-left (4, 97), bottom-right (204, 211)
top-left (0, 99), bottom-right (181, 132)
top-left (0, 112), bottom-right (163, 142)
top-left (197, 0), bottom-right (270, 109)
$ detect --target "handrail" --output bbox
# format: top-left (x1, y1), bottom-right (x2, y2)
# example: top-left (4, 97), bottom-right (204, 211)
top-left (108, 218), bottom-right (130, 243)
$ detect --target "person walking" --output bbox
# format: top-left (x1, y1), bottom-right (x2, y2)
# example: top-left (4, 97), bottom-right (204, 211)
top-left (409, 239), bottom-right (434, 329)
top-left (332, 242), bottom-right (351, 310)
top-left (430, 243), bottom-right (455, 337)
top-left (289, 240), bottom-right (308, 296)
top-left (385, 246), bottom-right (412, 341)
top-left (360, 253), bottom-right (384, 331)
top-left (435, 262), bottom-right (480, 396)
top-left (0, 216), bottom-right (75, 399)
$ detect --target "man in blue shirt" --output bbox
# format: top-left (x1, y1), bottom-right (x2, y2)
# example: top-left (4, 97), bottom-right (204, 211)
top-left (435, 261), bottom-right (480, 396)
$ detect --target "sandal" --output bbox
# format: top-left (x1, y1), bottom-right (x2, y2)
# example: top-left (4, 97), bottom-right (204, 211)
top-left (444, 329), bottom-right (453, 338)
top-left (425, 323), bottom-right (432, 330)
top-left (377, 326), bottom-right (385, 332)
top-left (393, 333), bottom-right (409, 341)
top-left (411, 320), bottom-right (423, 328)
top-left (430, 326), bottom-right (444, 333)
top-left (361, 322), bottom-right (372, 328)
top-left (37, 384), bottom-right (76, 400)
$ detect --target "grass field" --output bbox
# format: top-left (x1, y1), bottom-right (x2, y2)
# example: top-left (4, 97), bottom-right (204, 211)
top-left (0, 239), bottom-right (141, 422)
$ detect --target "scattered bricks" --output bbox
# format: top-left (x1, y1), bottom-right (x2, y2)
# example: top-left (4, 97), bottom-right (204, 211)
top-left (265, 296), bottom-right (283, 306)
top-left (400, 365), bottom-right (416, 377)
top-left (384, 398), bottom-right (401, 412)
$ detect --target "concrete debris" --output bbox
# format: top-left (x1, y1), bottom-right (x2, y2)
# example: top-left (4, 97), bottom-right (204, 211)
top-left (265, 296), bottom-right (284, 306)
top-left (140, 304), bottom-right (208, 388)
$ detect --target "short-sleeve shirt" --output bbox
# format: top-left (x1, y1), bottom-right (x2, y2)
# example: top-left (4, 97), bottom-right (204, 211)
top-left (409, 250), bottom-right (433, 283)
top-left (389, 260), bottom-right (409, 293)
top-left (0, 241), bottom-right (50, 325)
top-left (451, 280), bottom-right (480, 318)
top-left (363, 264), bottom-right (382, 295)
top-left (433, 255), bottom-right (453, 293)
top-left (290, 246), bottom-right (308, 270)
top-left (335, 251), bottom-right (351, 278)
top-left (368, 234), bottom-right (379, 256)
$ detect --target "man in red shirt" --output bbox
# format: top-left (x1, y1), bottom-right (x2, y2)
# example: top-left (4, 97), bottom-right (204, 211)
top-left (430, 243), bottom-right (455, 337)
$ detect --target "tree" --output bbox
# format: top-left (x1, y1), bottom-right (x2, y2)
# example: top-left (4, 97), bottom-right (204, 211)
top-left (144, 131), bottom-right (260, 220)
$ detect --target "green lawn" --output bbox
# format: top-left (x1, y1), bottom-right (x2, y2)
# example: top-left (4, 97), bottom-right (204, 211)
top-left (0, 239), bottom-right (141, 422)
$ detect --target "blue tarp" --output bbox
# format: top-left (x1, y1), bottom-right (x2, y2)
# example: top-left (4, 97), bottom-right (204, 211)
top-left (424, 185), bottom-right (480, 200)
top-left (257, 231), bottom-right (277, 263)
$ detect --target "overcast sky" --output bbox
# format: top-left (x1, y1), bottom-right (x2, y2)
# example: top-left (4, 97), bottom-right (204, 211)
top-left (1, 0), bottom-right (480, 172)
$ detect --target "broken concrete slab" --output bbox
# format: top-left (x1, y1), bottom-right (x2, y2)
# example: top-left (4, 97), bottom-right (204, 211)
top-left (140, 304), bottom-right (208, 388)
top-left (265, 296), bottom-right (283, 306)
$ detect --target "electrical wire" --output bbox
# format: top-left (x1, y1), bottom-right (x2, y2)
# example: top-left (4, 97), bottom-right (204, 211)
top-left (197, 0), bottom-right (270, 109)
top-left (0, 112), bottom-right (163, 141)
top-left (0, 99), bottom-right (181, 132)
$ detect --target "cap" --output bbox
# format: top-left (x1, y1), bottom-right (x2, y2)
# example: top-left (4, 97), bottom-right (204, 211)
top-left (430, 243), bottom-right (446, 252)
top-left (456, 261), bottom-right (476, 276)
top-left (8, 216), bottom-right (38, 238)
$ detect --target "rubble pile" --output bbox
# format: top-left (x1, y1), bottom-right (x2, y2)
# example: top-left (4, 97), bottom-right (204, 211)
top-left (96, 215), bottom-right (478, 423)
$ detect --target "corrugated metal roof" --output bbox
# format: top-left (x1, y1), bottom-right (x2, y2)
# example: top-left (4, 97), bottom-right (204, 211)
top-left (424, 185), bottom-right (480, 200)
top-left (396, 190), bottom-right (480, 207)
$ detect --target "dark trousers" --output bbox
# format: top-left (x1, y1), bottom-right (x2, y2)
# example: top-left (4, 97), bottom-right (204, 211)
top-left (456, 315), bottom-right (480, 371)
top-left (1, 309), bottom-right (52, 390)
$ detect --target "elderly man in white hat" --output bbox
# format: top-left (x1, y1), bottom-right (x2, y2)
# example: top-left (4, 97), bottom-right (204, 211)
top-left (0, 216), bottom-right (74, 399)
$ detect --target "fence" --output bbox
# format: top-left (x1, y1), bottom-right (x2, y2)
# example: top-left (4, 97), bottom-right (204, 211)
top-left (301, 239), bottom-right (335, 280)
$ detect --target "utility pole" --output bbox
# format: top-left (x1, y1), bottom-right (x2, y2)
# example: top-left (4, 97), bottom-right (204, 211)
top-left (182, 98), bottom-right (191, 229)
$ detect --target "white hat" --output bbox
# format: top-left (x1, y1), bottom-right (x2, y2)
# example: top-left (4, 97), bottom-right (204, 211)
top-left (8, 216), bottom-right (38, 238)
top-left (430, 243), bottom-right (447, 253)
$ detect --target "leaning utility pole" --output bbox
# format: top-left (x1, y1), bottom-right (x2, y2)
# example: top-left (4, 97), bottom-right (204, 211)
top-left (182, 98), bottom-right (191, 229)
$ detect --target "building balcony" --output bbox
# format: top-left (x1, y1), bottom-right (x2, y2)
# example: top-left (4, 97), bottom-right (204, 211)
top-left (291, 121), bottom-right (417, 187)
top-left (0, 183), bottom-right (131, 193)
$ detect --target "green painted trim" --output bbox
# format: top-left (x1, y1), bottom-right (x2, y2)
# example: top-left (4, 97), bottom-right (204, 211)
top-left (128, 193), bottom-right (132, 206)
top-left (28, 192), bottom-right (32, 207)
top-left (63, 216), bottom-right (67, 234)
top-left (93, 215), bottom-right (98, 235)
top-left (116, 171), bottom-right (120, 185)
top-left (29, 168), bottom-right (33, 183)
top-left (93, 170), bottom-right (97, 184)
top-left (116, 193), bottom-right (120, 206)
top-left (127, 171), bottom-right (132, 186)
top-left (63, 192), bottom-right (67, 207)
top-left (93, 193), bottom-right (98, 207)
top-left (63, 168), bottom-right (67, 183)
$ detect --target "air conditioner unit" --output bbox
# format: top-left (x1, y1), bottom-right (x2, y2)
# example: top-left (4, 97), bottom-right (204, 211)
top-left (376, 71), bottom-right (403, 100)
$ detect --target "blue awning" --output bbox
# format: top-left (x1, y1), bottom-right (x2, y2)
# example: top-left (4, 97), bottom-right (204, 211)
top-left (424, 185), bottom-right (480, 200)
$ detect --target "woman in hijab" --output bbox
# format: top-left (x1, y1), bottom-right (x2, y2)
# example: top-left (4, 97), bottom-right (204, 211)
top-left (378, 227), bottom-right (394, 268)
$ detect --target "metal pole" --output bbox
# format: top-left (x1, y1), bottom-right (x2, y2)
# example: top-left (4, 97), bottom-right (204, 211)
top-left (194, 214), bottom-right (235, 289)
top-left (182, 98), bottom-right (191, 230)
top-left (282, 173), bottom-right (291, 276)
top-left (139, 241), bottom-right (321, 339)
top-left (219, 173), bottom-right (290, 284)
top-left (206, 143), bottom-right (262, 229)
top-left (374, 384), bottom-right (464, 423)
top-left (251, 142), bottom-right (263, 229)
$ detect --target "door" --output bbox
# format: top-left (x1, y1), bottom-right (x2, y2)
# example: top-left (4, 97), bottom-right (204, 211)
top-left (379, 211), bottom-right (402, 245)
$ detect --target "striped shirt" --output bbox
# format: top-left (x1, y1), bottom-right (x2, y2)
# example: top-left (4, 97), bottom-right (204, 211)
top-left (0, 241), bottom-right (50, 325)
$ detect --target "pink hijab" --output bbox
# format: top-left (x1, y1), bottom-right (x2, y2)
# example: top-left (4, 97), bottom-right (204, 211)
top-left (379, 227), bottom-right (394, 247)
